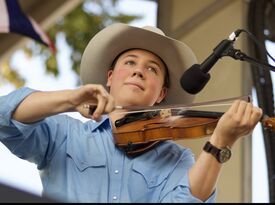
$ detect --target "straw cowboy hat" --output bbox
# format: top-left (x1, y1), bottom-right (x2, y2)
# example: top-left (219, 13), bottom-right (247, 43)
top-left (80, 23), bottom-right (197, 105)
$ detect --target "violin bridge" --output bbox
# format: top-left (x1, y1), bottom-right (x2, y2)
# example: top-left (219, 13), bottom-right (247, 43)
top-left (159, 109), bottom-right (172, 118)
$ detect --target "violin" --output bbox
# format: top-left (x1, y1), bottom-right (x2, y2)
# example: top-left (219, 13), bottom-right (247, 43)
top-left (111, 96), bottom-right (275, 156)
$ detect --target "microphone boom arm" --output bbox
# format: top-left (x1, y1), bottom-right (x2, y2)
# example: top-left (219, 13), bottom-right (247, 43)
top-left (223, 47), bottom-right (275, 72)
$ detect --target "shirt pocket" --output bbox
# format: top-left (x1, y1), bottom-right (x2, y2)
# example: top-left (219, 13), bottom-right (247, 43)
top-left (132, 160), bottom-right (168, 189)
top-left (65, 141), bottom-right (107, 196)
top-left (65, 131), bottom-right (107, 171)
top-left (66, 149), bottom-right (106, 171)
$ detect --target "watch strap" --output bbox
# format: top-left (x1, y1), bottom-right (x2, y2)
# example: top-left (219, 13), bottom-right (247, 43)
top-left (203, 141), bottom-right (231, 163)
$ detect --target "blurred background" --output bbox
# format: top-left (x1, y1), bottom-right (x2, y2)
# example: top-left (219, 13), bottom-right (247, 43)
top-left (0, 0), bottom-right (274, 203)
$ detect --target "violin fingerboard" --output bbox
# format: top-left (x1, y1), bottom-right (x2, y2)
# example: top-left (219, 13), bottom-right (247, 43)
top-left (178, 110), bottom-right (224, 118)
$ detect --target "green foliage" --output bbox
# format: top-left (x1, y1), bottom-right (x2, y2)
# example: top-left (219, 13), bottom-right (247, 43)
top-left (0, 60), bottom-right (25, 88)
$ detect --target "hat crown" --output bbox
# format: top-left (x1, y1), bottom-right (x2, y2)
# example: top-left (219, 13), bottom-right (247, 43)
top-left (142, 26), bottom-right (165, 36)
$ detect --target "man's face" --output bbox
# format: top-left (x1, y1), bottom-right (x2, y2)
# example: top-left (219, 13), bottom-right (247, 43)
top-left (107, 49), bottom-right (167, 107)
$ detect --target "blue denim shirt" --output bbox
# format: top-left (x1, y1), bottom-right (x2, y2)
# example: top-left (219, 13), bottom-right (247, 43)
top-left (0, 87), bottom-right (216, 203)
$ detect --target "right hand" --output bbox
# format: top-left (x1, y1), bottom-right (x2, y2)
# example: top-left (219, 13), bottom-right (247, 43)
top-left (68, 84), bottom-right (115, 121)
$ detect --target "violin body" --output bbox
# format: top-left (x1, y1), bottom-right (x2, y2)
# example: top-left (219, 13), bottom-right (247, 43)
top-left (113, 115), bottom-right (219, 147)
top-left (113, 107), bottom-right (275, 156)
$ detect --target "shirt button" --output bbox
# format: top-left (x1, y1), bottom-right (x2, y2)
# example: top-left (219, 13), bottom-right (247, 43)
top-left (113, 196), bottom-right (117, 200)
top-left (114, 170), bottom-right (119, 174)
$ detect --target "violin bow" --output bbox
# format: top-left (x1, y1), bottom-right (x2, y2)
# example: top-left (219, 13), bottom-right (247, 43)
top-left (114, 95), bottom-right (252, 114)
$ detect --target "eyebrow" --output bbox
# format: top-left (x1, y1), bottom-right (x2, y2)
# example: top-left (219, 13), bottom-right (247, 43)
top-left (123, 54), bottom-right (162, 68)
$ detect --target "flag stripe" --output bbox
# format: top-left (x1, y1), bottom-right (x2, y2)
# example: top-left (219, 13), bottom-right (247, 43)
top-left (0, 0), bottom-right (9, 32)
top-left (28, 17), bottom-right (52, 47)
top-left (28, 16), bottom-right (56, 53)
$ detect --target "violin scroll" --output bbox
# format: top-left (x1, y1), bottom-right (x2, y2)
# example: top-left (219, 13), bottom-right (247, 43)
top-left (262, 115), bottom-right (275, 132)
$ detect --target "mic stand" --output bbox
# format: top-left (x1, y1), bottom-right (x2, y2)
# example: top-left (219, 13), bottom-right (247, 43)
top-left (222, 47), bottom-right (275, 72)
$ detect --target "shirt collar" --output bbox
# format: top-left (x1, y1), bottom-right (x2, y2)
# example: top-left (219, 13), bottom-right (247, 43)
top-left (89, 115), bottom-right (112, 132)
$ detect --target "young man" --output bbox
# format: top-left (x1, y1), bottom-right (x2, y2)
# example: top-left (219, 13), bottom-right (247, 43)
top-left (0, 23), bottom-right (262, 202)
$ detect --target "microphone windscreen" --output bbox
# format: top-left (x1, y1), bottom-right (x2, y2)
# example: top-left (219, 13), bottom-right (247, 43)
top-left (180, 64), bottom-right (211, 94)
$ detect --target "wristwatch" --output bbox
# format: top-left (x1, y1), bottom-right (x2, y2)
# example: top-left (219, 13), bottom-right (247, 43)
top-left (203, 141), bottom-right (231, 163)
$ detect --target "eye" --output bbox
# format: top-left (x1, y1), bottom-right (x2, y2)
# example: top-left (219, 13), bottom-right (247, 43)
top-left (125, 60), bottom-right (135, 66)
top-left (147, 66), bottom-right (158, 74)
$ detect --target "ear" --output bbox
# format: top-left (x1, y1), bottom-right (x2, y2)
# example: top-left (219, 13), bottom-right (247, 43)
top-left (156, 87), bottom-right (168, 104)
top-left (106, 70), bottom-right (113, 87)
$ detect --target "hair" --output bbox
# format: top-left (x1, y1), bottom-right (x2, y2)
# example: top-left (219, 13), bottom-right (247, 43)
top-left (109, 48), bottom-right (170, 88)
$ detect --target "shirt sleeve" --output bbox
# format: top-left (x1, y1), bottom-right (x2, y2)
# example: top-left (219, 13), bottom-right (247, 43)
top-left (160, 148), bottom-right (217, 203)
top-left (160, 177), bottom-right (217, 203)
top-left (0, 87), bottom-right (35, 127)
top-left (0, 87), bottom-right (69, 169)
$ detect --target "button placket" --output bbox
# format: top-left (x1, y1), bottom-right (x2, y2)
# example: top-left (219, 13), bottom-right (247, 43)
top-left (109, 148), bottom-right (124, 202)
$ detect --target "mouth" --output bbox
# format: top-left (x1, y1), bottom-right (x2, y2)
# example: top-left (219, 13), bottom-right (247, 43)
top-left (124, 82), bottom-right (145, 91)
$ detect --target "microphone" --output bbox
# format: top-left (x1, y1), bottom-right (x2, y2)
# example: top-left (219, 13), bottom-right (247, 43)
top-left (180, 31), bottom-right (239, 94)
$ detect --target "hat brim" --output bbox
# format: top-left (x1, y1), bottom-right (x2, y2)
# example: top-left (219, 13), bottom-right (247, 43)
top-left (80, 23), bottom-right (197, 105)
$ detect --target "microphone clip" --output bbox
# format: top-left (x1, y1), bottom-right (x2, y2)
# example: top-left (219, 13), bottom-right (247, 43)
top-left (222, 48), bottom-right (245, 60)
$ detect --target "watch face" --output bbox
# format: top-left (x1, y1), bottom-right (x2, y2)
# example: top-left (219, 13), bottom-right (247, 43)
top-left (218, 148), bottom-right (232, 163)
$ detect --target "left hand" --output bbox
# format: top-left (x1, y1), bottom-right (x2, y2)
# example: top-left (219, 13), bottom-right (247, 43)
top-left (210, 100), bottom-right (263, 148)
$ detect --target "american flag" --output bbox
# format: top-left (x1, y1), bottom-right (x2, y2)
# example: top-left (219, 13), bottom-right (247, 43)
top-left (0, 0), bottom-right (56, 53)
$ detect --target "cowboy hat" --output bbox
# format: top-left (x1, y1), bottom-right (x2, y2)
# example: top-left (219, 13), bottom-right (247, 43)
top-left (80, 23), bottom-right (197, 105)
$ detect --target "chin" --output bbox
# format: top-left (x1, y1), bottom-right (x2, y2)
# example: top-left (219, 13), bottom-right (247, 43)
top-left (118, 98), bottom-right (146, 107)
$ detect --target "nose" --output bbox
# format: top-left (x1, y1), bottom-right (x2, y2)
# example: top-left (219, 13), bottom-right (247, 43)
top-left (132, 69), bottom-right (145, 79)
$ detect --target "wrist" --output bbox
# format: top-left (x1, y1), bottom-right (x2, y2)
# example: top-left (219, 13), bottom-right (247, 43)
top-left (209, 133), bottom-right (234, 149)
top-left (46, 89), bottom-right (76, 113)
top-left (65, 90), bottom-right (79, 112)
